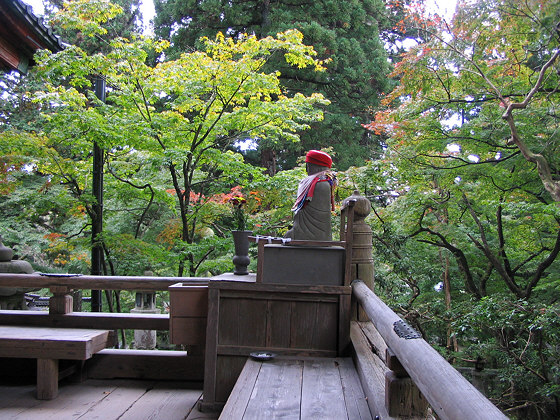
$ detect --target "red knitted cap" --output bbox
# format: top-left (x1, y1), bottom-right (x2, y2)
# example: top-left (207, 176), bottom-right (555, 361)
top-left (305, 150), bottom-right (332, 168)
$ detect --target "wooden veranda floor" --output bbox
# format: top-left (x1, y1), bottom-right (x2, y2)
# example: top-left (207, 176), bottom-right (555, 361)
top-left (0, 379), bottom-right (218, 420)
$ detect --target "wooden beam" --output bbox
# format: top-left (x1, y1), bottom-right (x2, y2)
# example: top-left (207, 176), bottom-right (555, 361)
top-left (0, 310), bottom-right (170, 331)
top-left (0, 273), bottom-right (209, 291)
top-left (86, 349), bottom-right (204, 382)
top-left (350, 321), bottom-right (392, 419)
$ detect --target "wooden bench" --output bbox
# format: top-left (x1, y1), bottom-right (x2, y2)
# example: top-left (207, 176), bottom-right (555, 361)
top-left (0, 325), bottom-right (110, 399)
top-left (220, 356), bottom-right (372, 419)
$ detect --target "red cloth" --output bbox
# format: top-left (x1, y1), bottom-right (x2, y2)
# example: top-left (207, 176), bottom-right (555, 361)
top-left (305, 150), bottom-right (332, 168)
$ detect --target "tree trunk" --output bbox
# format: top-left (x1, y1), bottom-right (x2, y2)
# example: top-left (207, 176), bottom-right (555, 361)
top-left (260, 148), bottom-right (277, 176)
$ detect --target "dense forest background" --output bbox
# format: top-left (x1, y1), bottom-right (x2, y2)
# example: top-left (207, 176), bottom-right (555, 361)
top-left (1, 0), bottom-right (559, 417)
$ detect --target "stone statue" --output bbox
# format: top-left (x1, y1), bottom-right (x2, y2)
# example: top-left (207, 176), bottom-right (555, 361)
top-left (285, 150), bottom-right (337, 241)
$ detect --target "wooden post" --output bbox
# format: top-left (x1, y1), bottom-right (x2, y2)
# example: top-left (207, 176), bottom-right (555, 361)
top-left (342, 191), bottom-right (374, 321)
top-left (37, 358), bottom-right (59, 399)
top-left (49, 286), bottom-right (73, 315)
top-left (385, 348), bottom-right (428, 416)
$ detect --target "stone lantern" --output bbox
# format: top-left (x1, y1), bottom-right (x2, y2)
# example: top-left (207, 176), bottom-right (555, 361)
top-left (0, 236), bottom-right (35, 309)
top-left (131, 269), bottom-right (160, 349)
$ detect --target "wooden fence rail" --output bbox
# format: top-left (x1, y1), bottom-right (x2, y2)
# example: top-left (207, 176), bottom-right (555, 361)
top-left (0, 273), bottom-right (209, 291)
top-left (352, 279), bottom-right (507, 420)
top-left (0, 272), bottom-right (209, 382)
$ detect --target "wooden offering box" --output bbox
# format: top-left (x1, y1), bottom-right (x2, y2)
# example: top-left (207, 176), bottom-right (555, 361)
top-left (169, 283), bottom-right (208, 346)
top-left (202, 281), bottom-right (352, 409)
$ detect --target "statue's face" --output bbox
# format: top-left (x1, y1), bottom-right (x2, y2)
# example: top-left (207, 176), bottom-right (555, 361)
top-left (306, 162), bottom-right (326, 175)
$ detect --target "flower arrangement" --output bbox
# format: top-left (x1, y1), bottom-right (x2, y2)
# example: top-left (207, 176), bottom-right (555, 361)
top-left (229, 194), bottom-right (247, 231)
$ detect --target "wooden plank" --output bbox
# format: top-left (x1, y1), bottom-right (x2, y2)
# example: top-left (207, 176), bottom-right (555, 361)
top-left (0, 326), bottom-right (109, 360)
top-left (215, 355), bottom-right (247, 403)
top-left (0, 273), bottom-right (209, 291)
top-left (169, 284), bottom-right (208, 317)
top-left (0, 382), bottom-right (43, 416)
top-left (203, 281), bottom-right (352, 411)
top-left (250, 236), bottom-right (346, 248)
top-left (338, 357), bottom-right (373, 420)
top-left (211, 280), bottom-right (351, 295)
top-left (117, 382), bottom-right (203, 420)
top-left (219, 291), bottom-right (340, 304)
top-left (0, 310), bottom-right (169, 331)
top-left (350, 321), bottom-right (393, 419)
top-left (359, 321), bottom-right (387, 362)
top-left (338, 293), bottom-right (352, 355)
top-left (68, 380), bottom-right (157, 420)
top-left (300, 359), bottom-right (347, 419)
top-left (242, 359), bottom-right (303, 420)
top-left (218, 298), bottom-right (266, 348)
top-left (266, 300), bottom-right (291, 348)
top-left (219, 358), bottom-right (261, 419)
top-left (0, 379), bottom-right (206, 420)
top-left (7, 379), bottom-right (122, 420)
top-left (86, 349), bottom-right (203, 381)
top-left (201, 286), bottom-right (220, 411)
top-left (169, 317), bottom-right (206, 346)
top-left (216, 345), bottom-right (337, 358)
top-left (291, 301), bottom-right (337, 351)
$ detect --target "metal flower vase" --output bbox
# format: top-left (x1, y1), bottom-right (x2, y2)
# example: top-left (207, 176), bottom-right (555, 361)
top-left (232, 230), bottom-right (252, 275)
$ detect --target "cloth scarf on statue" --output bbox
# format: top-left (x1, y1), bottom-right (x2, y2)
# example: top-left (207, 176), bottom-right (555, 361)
top-left (292, 171), bottom-right (337, 214)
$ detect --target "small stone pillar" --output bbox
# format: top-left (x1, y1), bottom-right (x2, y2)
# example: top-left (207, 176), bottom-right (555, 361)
top-left (0, 236), bottom-right (36, 309)
top-left (131, 290), bottom-right (160, 349)
top-left (342, 191), bottom-right (374, 321)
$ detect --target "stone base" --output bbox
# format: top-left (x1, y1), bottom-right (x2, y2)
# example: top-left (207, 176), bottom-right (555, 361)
top-left (261, 244), bottom-right (345, 286)
top-left (131, 307), bottom-right (160, 349)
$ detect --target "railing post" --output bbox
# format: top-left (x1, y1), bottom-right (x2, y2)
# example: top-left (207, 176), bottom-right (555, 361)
top-left (342, 191), bottom-right (374, 320)
top-left (385, 347), bottom-right (428, 416)
top-left (49, 286), bottom-right (73, 315)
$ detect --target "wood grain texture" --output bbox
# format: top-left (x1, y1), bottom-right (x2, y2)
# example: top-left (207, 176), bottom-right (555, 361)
top-left (0, 273), bottom-right (209, 291)
top-left (301, 359), bottom-right (347, 419)
top-left (0, 326), bottom-right (109, 360)
top-left (350, 321), bottom-right (391, 419)
top-left (339, 357), bottom-right (373, 420)
top-left (0, 310), bottom-right (170, 331)
top-left (218, 358), bottom-right (261, 419)
top-left (242, 359), bottom-right (303, 420)
top-left (37, 358), bottom-right (59, 400)
top-left (219, 357), bottom-right (373, 420)
top-left (86, 349), bottom-right (204, 381)
top-left (0, 379), bottom-right (208, 420)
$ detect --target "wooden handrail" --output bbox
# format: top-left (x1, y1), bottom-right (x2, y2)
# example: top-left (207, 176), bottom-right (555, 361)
top-left (0, 273), bottom-right (209, 291)
top-left (352, 280), bottom-right (507, 420)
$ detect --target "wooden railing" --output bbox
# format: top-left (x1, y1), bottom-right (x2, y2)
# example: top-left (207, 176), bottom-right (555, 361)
top-left (351, 279), bottom-right (507, 420)
top-left (0, 272), bottom-right (209, 382)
